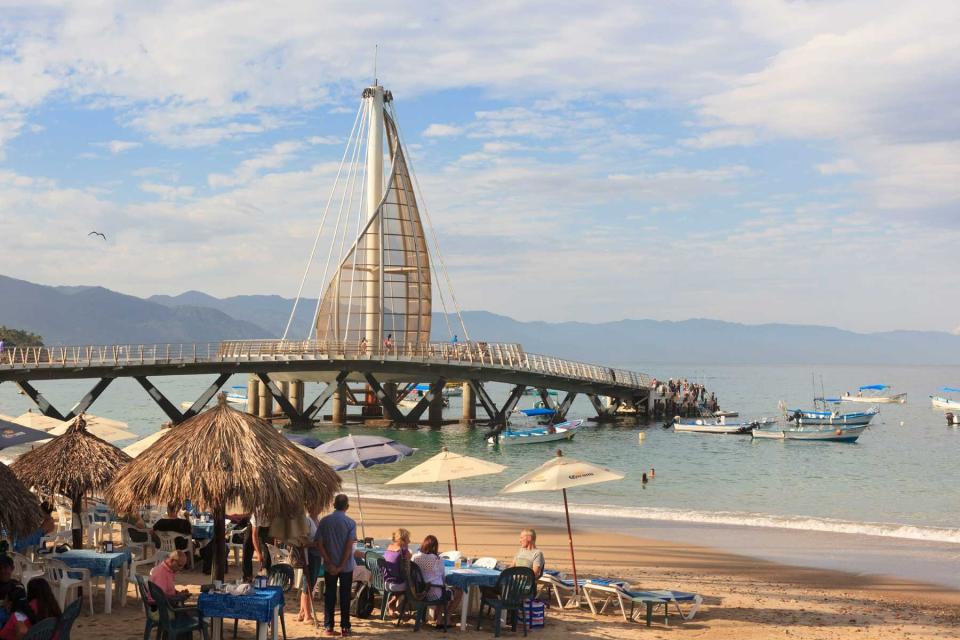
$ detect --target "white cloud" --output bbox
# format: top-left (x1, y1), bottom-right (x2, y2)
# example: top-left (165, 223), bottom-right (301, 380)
top-left (208, 141), bottom-right (305, 189)
top-left (816, 158), bottom-right (860, 175)
top-left (98, 140), bottom-right (142, 154)
top-left (680, 128), bottom-right (757, 149)
top-left (139, 182), bottom-right (194, 200)
top-left (423, 124), bottom-right (462, 138)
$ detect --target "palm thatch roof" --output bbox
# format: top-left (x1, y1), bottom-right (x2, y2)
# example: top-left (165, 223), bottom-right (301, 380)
top-left (11, 414), bottom-right (131, 501)
top-left (106, 395), bottom-right (341, 520)
top-left (0, 461), bottom-right (43, 538)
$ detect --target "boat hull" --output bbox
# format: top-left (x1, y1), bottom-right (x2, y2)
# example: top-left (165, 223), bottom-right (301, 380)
top-left (790, 409), bottom-right (877, 426)
top-left (931, 396), bottom-right (960, 410)
top-left (674, 417), bottom-right (776, 434)
top-left (753, 424), bottom-right (867, 442)
top-left (490, 419), bottom-right (583, 445)
top-left (842, 393), bottom-right (906, 404)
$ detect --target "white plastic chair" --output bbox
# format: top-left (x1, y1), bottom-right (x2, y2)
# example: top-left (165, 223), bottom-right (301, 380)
top-left (440, 550), bottom-right (464, 565)
top-left (44, 558), bottom-right (94, 615)
top-left (122, 525), bottom-right (156, 599)
top-left (11, 552), bottom-right (44, 583)
top-left (155, 531), bottom-right (194, 569)
top-left (265, 542), bottom-right (292, 565)
top-left (227, 526), bottom-right (248, 567)
top-left (471, 556), bottom-right (499, 569)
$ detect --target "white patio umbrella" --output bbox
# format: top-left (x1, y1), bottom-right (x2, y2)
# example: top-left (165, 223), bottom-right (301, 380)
top-left (501, 449), bottom-right (624, 592)
top-left (15, 412), bottom-right (136, 443)
top-left (122, 429), bottom-right (170, 457)
top-left (386, 447), bottom-right (506, 549)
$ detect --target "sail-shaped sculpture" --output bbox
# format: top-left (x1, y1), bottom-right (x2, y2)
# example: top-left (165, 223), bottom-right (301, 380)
top-left (314, 109), bottom-right (431, 347)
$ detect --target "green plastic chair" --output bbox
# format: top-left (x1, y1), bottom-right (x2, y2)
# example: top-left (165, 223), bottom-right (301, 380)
top-left (476, 567), bottom-right (536, 637)
top-left (55, 598), bottom-right (83, 640)
top-left (134, 575), bottom-right (159, 640)
top-left (22, 618), bottom-right (58, 640)
top-left (398, 561), bottom-right (451, 632)
top-left (365, 551), bottom-right (391, 620)
top-left (148, 581), bottom-right (209, 640)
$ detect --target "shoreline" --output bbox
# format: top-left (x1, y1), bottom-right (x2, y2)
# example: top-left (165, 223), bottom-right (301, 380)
top-left (360, 489), bottom-right (960, 590)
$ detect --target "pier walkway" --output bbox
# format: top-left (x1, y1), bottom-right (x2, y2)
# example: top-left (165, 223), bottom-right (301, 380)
top-left (0, 340), bottom-right (653, 427)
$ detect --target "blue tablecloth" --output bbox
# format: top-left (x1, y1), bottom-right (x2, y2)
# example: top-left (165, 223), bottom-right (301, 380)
top-left (192, 522), bottom-right (214, 540)
top-left (55, 549), bottom-right (132, 578)
top-left (198, 586), bottom-right (284, 623)
top-left (445, 567), bottom-right (501, 591)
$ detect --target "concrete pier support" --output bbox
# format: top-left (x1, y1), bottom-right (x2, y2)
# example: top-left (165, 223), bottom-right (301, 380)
top-left (246, 377), bottom-right (260, 416)
top-left (258, 380), bottom-right (273, 419)
top-left (279, 381), bottom-right (290, 406)
top-left (383, 382), bottom-right (397, 408)
top-left (461, 382), bottom-right (476, 421)
top-left (331, 384), bottom-right (347, 425)
top-left (289, 380), bottom-right (304, 415)
top-left (428, 391), bottom-right (444, 426)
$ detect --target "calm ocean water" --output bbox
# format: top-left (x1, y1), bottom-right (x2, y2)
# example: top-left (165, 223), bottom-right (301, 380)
top-left (3, 363), bottom-right (959, 584)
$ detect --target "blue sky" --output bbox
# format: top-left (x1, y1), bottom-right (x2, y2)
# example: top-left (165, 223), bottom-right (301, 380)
top-left (1, 1), bottom-right (958, 333)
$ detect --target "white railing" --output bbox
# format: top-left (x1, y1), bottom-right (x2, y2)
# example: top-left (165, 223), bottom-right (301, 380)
top-left (0, 340), bottom-right (653, 390)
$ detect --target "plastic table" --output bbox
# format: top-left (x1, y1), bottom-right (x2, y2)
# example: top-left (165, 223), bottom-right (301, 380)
top-left (54, 549), bottom-right (131, 614)
top-left (446, 567), bottom-right (501, 631)
top-left (198, 586), bottom-right (283, 640)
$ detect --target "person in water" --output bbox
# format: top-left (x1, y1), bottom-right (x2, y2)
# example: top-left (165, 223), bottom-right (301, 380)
top-left (641, 473), bottom-right (648, 485)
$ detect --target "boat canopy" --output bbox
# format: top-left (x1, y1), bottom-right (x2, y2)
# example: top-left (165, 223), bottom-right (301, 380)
top-left (941, 387), bottom-right (960, 393)
top-left (858, 384), bottom-right (889, 391)
top-left (519, 408), bottom-right (556, 417)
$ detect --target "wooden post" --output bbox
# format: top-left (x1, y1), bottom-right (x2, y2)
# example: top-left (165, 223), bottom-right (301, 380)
top-left (212, 504), bottom-right (227, 582)
top-left (462, 382), bottom-right (476, 421)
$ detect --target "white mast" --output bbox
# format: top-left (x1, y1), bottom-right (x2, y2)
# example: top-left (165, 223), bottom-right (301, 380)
top-left (363, 83), bottom-right (385, 347)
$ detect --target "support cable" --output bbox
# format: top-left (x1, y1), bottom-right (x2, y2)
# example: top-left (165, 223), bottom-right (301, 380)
top-left (282, 102), bottom-right (364, 341)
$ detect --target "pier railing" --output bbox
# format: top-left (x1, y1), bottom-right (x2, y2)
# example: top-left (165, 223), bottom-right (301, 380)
top-left (0, 340), bottom-right (652, 391)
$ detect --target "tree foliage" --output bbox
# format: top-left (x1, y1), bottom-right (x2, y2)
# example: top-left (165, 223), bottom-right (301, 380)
top-left (0, 326), bottom-right (44, 347)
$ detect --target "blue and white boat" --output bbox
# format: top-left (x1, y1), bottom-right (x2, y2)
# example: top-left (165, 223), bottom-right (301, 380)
top-left (841, 384), bottom-right (906, 404)
top-left (930, 387), bottom-right (960, 411)
top-left (673, 415), bottom-right (776, 434)
top-left (487, 419), bottom-right (584, 445)
top-left (785, 407), bottom-right (878, 427)
top-left (752, 423), bottom-right (868, 442)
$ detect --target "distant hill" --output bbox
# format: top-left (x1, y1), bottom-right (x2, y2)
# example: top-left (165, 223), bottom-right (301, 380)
top-left (3, 274), bottom-right (960, 364)
top-left (0, 275), bottom-right (270, 344)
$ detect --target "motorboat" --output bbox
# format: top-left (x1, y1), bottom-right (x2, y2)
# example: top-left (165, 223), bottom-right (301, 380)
top-left (487, 419), bottom-right (584, 445)
top-left (930, 387), bottom-right (960, 410)
top-left (752, 423), bottom-right (868, 443)
top-left (841, 384), bottom-right (907, 404)
top-left (785, 407), bottom-right (878, 427)
top-left (180, 385), bottom-right (246, 411)
top-left (397, 383), bottom-right (450, 410)
top-left (673, 415), bottom-right (776, 435)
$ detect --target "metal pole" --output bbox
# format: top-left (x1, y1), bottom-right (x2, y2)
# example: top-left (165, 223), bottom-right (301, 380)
top-left (354, 469), bottom-right (366, 540)
top-left (447, 480), bottom-right (459, 550)
top-left (562, 488), bottom-right (579, 594)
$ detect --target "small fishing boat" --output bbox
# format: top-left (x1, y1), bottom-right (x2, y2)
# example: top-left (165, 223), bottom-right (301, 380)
top-left (785, 407), bottom-right (878, 427)
top-left (488, 419), bottom-right (584, 445)
top-left (841, 384), bottom-right (907, 404)
top-left (673, 416), bottom-right (775, 434)
top-left (752, 423), bottom-right (868, 443)
top-left (930, 387), bottom-right (960, 410)
top-left (516, 408), bottom-right (557, 418)
top-left (398, 383), bottom-right (450, 410)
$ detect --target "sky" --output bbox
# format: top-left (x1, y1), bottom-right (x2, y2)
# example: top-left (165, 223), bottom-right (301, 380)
top-left (0, 1), bottom-right (958, 334)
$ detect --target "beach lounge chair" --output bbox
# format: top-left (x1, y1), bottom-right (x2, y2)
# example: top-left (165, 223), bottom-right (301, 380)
top-left (537, 573), bottom-right (626, 609)
top-left (581, 581), bottom-right (702, 627)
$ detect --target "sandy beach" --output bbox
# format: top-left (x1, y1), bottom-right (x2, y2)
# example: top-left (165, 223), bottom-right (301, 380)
top-left (65, 497), bottom-right (960, 639)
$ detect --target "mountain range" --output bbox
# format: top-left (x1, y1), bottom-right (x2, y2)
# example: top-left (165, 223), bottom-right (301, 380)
top-left (2, 274), bottom-right (959, 365)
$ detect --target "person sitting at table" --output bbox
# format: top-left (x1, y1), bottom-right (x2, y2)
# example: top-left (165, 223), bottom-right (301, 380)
top-left (0, 577), bottom-right (63, 639)
top-left (152, 503), bottom-right (192, 551)
top-left (148, 551), bottom-right (190, 606)
top-left (411, 535), bottom-right (461, 628)
top-left (0, 584), bottom-right (35, 640)
top-left (512, 528), bottom-right (544, 578)
top-left (0, 553), bottom-right (20, 630)
top-left (383, 528), bottom-right (411, 615)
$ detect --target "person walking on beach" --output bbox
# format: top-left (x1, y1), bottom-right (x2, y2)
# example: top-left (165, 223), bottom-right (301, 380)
top-left (318, 494), bottom-right (356, 636)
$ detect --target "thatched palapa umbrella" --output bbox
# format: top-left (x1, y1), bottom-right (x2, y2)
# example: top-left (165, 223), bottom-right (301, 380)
top-left (107, 394), bottom-right (341, 581)
top-left (11, 415), bottom-right (131, 548)
top-left (0, 461), bottom-right (44, 539)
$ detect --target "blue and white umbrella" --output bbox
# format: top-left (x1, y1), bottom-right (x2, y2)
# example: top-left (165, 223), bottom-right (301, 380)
top-left (0, 418), bottom-right (49, 451)
top-left (315, 435), bottom-right (416, 537)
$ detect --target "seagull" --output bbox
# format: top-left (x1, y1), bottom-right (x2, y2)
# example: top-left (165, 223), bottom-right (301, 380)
top-left (88, 231), bottom-right (107, 240)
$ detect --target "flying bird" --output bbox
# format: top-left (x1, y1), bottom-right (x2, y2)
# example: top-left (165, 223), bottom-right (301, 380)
top-left (88, 231), bottom-right (107, 240)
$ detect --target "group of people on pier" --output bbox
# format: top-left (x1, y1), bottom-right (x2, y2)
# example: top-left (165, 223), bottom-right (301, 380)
top-left (649, 377), bottom-right (719, 417)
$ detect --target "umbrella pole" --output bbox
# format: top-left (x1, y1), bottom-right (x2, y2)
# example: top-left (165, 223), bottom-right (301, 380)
top-left (354, 470), bottom-right (366, 540)
top-left (212, 504), bottom-right (227, 582)
top-left (71, 494), bottom-right (83, 549)
top-left (447, 480), bottom-right (459, 550)
top-left (562, 488), bottom-right (579, 594)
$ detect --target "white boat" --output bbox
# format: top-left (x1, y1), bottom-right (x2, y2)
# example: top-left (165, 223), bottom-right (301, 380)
top-left (930, 387), bottom-right (960, 410)
top-left (488, 419), bottom-right (584, 445)
top-left (674, 416), bottom-right (776, 435)
top-left (752, 424), bottom-right (868, 443)
top-left (841, 385), bottom-right (906, 404)
top-left (180, 386), bottom-right (246, 411)
top-left (786, 407), bottom-right (878, 427)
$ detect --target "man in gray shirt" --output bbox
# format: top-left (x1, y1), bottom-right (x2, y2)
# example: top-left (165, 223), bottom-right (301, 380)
top-left (512, 528), bottom-right (544, 578)
top-left (318, 494), bottom-right (357, 636)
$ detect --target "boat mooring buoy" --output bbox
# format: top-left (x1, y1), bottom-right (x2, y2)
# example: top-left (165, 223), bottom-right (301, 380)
top-left (638, 432), bottom-right (645, 442)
